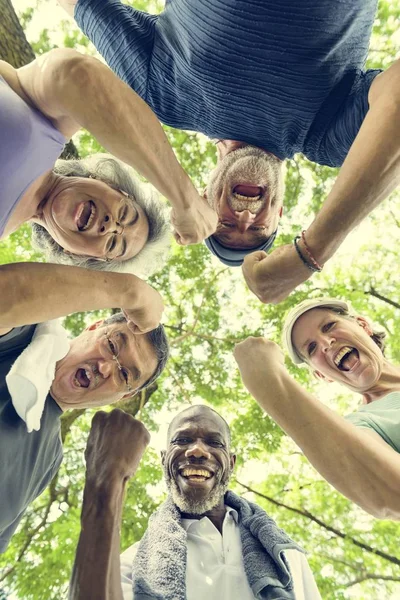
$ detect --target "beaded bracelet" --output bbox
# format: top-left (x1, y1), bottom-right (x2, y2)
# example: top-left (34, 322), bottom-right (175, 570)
top-left (301, 230), bottom-right (323, 272)
top-left (293, 236), bottom-right (321, 273)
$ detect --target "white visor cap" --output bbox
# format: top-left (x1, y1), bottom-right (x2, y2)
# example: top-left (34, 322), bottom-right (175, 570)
top-left (282, 298), bottom-right (350, 365)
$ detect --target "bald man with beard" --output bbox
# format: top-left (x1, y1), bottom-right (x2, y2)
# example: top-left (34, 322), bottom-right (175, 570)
top-left (69, 405), bottom-right (321, 600)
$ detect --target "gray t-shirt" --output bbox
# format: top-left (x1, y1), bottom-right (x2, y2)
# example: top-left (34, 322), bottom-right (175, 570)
top-left (345, 392), bottom-right (400, 453)
top-left (0, 325), bottom-right (63, 553)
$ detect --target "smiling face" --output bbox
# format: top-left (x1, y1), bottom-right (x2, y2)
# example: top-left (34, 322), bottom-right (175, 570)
top-left (51, 320), bottom-right (158, 410)
top-left (291, 309), bottom-right (384, 393)
top-left (162, 407), bottom-right (235, 515)
top-left (206, 143), bottom-right (284, 249)
top-left (34, 177), bottom-right (149, 261)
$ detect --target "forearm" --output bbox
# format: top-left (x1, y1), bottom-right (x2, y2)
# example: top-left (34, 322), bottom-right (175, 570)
top-left (253, 368), bottom-right (400, 518)
top-left (69, 479), bottom-right (125, 600)
top-left (55, 51), bottom-right (196, 209)
top-left (0, 263), bottom-right (136, 327)
top-left (306, 96), bottom-right (400, 264)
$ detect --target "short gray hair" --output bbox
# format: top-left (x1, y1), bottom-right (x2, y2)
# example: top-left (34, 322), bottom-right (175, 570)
top-left (31, 154), bottom-right (171, 277)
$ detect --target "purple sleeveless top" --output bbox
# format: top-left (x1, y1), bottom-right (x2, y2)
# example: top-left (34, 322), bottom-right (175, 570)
top-left (0, 76), bottom-right (66, 237)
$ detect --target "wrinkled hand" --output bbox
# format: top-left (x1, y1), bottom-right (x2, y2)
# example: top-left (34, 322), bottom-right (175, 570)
top-left (122, 280), bottom-right (164, 334)
top-left (85, 409), bottom-right (150, 486)
top-left (171, 195), bottom-right (218, 245)
top-left (242, 244), bottom-right (312, 305)
top-left (234, 337), bottom-right (285, 399)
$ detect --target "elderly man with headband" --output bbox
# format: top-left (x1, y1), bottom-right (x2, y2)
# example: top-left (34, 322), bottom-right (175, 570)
top-left (234, 298), bottom-right (400, 520)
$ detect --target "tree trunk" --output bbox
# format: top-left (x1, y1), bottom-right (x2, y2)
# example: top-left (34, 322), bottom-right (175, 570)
top-left (0, 0), bottom-right (35, 67)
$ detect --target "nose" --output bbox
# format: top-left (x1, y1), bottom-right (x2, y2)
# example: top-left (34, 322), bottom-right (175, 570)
top-left (185, 440), bottom-right (211, 460)
top-left (234, 210), bottom-right (256, 233)
top-left (321, 333), bottom-right (336, 354)
top-left (97, 359), bottom-right (114, 378)
top-left (100, 215), bottom-right (124, 235)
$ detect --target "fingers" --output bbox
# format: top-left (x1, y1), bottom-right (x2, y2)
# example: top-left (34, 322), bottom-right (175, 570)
top-left (173, 229), bottom-right (205, 245)
top-left (173, 232), bottom-right (184, 245)
top-left (243, 250), bottom-right (268, 268)
top-left (126, 320), bottom-right (151, 335)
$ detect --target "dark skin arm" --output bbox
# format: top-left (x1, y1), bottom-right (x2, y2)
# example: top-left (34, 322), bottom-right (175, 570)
top-left (69, 409), bottom-right (150, 600)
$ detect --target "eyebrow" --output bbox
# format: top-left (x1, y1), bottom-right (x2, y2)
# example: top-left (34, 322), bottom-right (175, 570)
top-left (172, 428), bottom-right (224, 439)
top-left (119, 331), bottom-right (142, 381)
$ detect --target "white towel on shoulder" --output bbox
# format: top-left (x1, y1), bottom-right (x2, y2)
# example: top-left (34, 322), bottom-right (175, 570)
top-left (6, 320), bottom-right (70, 432)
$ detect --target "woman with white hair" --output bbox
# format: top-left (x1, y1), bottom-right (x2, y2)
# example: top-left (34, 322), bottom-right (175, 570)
top-left (0, 48), bottom-right (217, 275)
top-left (234, 297), bottom-right (400, 520)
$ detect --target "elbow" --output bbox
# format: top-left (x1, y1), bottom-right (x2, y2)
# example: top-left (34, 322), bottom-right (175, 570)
top-left (358, 486), bottom-right (400, 521)
top-left (42, 48), bottom-right (93, 97)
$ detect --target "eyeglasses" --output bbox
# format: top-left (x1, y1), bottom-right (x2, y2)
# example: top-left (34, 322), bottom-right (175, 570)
top-left (104, 329), bottom-right (134, 394)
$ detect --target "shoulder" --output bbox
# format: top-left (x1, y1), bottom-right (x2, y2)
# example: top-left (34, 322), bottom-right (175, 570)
top-left (0, 60), bottom-right (32, 105)
top-left (0, 325), bottom-right (37, 351)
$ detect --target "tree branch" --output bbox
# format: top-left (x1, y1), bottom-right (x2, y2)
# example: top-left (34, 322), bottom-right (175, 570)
top-left (171, 268), bottom-right (228, 345)
top-left (344, 574), bottom-right (400, 588)
top-left (235, 480), bottom-right (400, 567)
top-left (366, 288), bottom-right (400, 310)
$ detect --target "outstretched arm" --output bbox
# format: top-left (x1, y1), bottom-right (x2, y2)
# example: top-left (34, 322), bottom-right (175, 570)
top-left (234, 337), bottom-right (400, 520)
top-left (243, 59), bottom-right (400, 304)
top-left (12, 49), bottom-right (217, 244)
top-left (69, 409), bottom-right (150, 600)
top-left (305, 59), bottom-right (400, 264)
top-left (0, 263), bottom-right (163, 333)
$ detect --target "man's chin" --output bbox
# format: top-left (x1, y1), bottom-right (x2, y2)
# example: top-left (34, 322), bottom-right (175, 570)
top-left (166, 475), bottom-right (229, 515)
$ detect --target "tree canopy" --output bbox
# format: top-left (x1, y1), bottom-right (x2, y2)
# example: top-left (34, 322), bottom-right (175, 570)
top-left (1, 1), bottom-right (400, 599)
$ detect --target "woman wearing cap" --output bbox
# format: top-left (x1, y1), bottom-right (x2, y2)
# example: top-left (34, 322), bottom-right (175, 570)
top-left (234, 298), bottom-right (400, 520)
top-left (0, 48), bottom-right (217, 273)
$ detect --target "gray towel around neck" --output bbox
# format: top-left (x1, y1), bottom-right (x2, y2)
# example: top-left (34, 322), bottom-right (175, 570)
top-left (132, 490), bottom-right (304, 600)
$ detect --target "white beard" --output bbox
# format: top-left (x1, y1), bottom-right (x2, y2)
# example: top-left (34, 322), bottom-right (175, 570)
top-left (164, 464), bottom-right (232, 515)
top-left (206, 145), bottom-right (284, 213)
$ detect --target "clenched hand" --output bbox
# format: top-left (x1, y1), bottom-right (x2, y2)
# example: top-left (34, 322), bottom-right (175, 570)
top-left (234, 337), bottom-right (286, 402)
top-left (242, 243), bottom-right (312, 304)
top-left (171, 195), bottom-right (218, 245)
top-left (85, 409), bottom-right (150, 487)
top-left (122, 279), bottom-right (164, 334)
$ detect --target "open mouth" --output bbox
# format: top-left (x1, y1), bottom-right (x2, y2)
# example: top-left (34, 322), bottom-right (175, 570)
top-left (73, 368), bottom-right (91, 388)
top-left (334, 347), bottom-right (359, 371)
top-left (180, 467), bottom-right (214, 482)
top-left (232, 184), bottom-right (263, 201)
top-left (76, 201), bottom-right (96, 231)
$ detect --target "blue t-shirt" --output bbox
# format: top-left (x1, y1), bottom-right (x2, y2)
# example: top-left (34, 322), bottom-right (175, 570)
top-left (75, 0), bottom-right (380, 167)
top-left (0, 326), bottom-right (63, 553)
top-left (0, 77), bottom-right (65, 237)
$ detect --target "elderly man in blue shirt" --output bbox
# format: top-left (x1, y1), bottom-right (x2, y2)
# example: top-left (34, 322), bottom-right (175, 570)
top-left (59, 0), bottom-right (400, 304)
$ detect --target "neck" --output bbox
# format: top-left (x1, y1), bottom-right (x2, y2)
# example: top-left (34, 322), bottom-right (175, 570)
top-left (361, 360), bottom-right (400, 403)
top-left (181, 499), bottom-right (226, 533)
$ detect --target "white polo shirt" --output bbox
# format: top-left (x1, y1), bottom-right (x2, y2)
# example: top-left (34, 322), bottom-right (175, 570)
top-left (120, 507), bottom-right (321, 599)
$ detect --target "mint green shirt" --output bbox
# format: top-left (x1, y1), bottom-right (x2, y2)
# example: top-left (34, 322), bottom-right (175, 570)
top-left (345, 392), bottom-right (400, 453)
